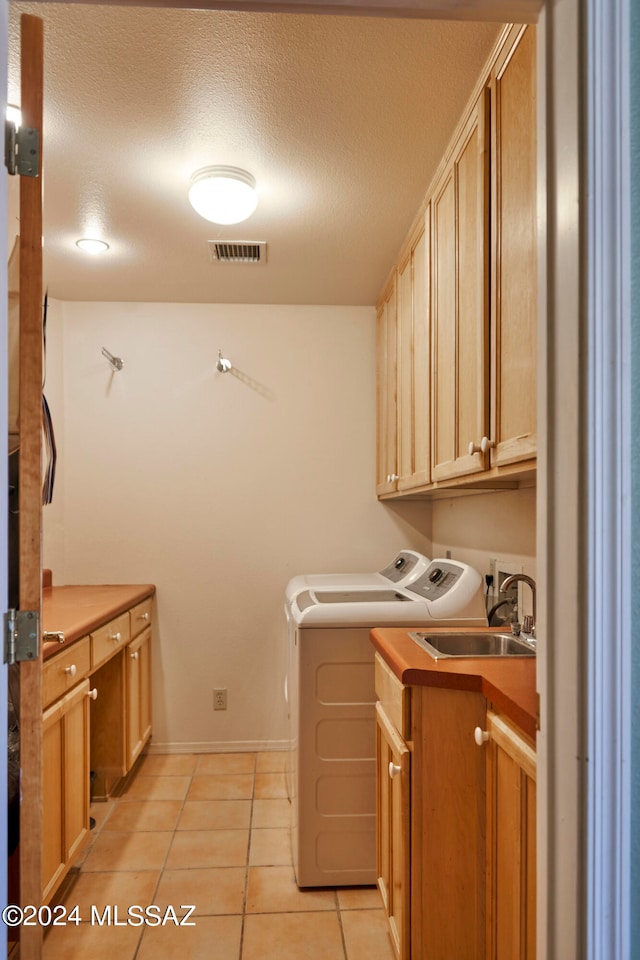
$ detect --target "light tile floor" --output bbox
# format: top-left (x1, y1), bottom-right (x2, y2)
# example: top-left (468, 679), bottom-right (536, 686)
top-left (43, 751), bottom-right (396, 960)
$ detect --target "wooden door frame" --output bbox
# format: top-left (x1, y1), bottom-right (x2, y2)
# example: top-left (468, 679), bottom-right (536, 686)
top-left (14, 13), bottom-right (44, 960)
top-left (0, 0), bottom-right (10, 941)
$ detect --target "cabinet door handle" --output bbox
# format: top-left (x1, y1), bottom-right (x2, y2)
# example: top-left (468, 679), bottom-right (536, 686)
top-left (138, 612), bottom-right (149, 621)
top-left (65, 664), bottom-right (77, 678)
top-left (468, 437), bottom-right (495, 456)
top-left (87, 688), bottom-right (98, 701)
top-left (130, 651), bottom-right (139, 660)
top-left (480, 436), bottom-right (495, 454)
top-left (474, 726), bottom-right (490, 747)
top-left (388, 761), bottom-right (402, 779)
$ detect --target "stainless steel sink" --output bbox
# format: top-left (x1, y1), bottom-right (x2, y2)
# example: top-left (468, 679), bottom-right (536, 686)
top-left (408, 631), bottom-right (536, 660)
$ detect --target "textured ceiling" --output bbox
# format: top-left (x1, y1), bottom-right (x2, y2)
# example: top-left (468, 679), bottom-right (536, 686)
top-left (7, 4), bottom-right (501, 305)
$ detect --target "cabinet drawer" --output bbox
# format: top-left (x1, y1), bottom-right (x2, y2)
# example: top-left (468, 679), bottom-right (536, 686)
top-left (91, 613), bottom-right (131, 670)
top-left (375, 653), bottom-right (411, 739)
top-left (43, 637), bottom-right (91, 709)
top-left (130, 597), bottom-right (152, 638)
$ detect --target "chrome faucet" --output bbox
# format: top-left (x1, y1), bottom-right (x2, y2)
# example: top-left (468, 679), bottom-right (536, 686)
top-left (500, 574), bottom-right (537, 640)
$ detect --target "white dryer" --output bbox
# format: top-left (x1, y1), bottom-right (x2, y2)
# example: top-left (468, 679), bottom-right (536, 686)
top-left (284, 549), bottom-right (431, 605)
top-left (285, 559), bottom-right (486, 888)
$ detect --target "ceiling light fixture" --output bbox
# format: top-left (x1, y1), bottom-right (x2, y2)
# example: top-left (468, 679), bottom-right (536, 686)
top-left (76, 238), bottom-right (110, 255)
top-left (188, 166), bottom-right (258, 225)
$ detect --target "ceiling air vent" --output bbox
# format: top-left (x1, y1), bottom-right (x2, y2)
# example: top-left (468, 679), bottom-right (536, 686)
top-left (208, 240), bottom-right (267, 265)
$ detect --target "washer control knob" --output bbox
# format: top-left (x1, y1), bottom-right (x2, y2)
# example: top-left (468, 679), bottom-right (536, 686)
top-left (429, 568), bottom-right (443, 583)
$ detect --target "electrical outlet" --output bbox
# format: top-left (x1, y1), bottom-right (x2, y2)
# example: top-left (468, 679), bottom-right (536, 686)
top-left (490, 558), bottom-right (523, 595)
top-left (213, 688), bottom-right (227, 711)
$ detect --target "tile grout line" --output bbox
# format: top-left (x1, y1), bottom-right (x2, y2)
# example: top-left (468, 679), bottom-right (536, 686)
top-left (334, 889), bottom-right (351, 960)
top-left (237, 751), bottom-right (257, 960)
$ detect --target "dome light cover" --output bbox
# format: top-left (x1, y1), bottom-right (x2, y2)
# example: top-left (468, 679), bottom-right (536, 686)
top-left (188, 166), bottom-right (258, 225)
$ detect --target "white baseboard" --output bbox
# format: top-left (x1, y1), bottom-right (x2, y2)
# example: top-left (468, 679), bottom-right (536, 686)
top-left (145, 739), bottom-right (289, 755)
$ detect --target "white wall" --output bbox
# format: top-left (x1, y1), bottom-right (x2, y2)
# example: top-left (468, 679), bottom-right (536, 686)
top-left (43, 299), bottom-right (434, 751)
top-left (431, 486), bottom-right (537, 617)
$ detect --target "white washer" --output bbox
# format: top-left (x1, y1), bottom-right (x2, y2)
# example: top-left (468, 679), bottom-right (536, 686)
top-left (285, 559), bottom-right (487, 888)
top-left (284, 549), bottom-right (431, 606)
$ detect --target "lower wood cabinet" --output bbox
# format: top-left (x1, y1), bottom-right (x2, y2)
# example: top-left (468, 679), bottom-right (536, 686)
top-left (376, 700), bottom-right (410, 960)
top-left (91, 618), bottom-right (153, 799)
top-left (42, 592), bottom-right (154, 900)
top-left (484, 709), bottom-right (537, 959)
top-left (42, 678), bottom-right (91, 903)
top-left (126, 625), bottom-right (152, 769)
top-left (375, 655), bottom-right (486, 960)
top-left (375, 655), bottom-right (536, 960)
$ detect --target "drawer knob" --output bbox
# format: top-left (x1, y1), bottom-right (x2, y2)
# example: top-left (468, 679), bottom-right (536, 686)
top-left (388, 762), bottom-right (402, 779)
top-left (87, 688), bottom-right (98, 701)
top-left (110, 632), bottom-right (121, 642)
top-left (130, 651), bottom-right (139, 661)
top-left (138, 612), bottom-right (150, 621)
top-left (65, 664), bottom-right (77, 678)
top-left (474, 726), bottom-right (490, 747)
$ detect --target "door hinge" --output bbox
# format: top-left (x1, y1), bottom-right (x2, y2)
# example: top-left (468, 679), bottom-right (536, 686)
top-left (3, 609), bottom-right (40, 665)
top-left (4, 120), bottom-right (40, 177)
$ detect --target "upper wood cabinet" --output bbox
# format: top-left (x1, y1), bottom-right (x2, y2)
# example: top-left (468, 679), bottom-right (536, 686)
top-left (376, 23), bottom-right (537, 498)
top-left (488, 24), bottom-right (537, 468)
top-left (397, 216), bottom-right (431, 492)
top-left (376, 275), bottom-right (398, 496)
top-left (376, 212), bottom-right (430, 496)
top-left (431, 91), bottom-right (490, 482)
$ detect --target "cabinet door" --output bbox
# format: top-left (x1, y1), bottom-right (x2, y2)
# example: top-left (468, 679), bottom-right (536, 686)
top-left (376, 701), bottom-right (410, 960)
top-left (126, 626), bottom-right (152, 770)
top-left (376, 277), bottom-right (399, 494)
top-left (42, 699), bottom-right (64, 900)
top-left (42, 679), bottom-right (90, 902)
top-left (397, 217), bottom-right (431, 491)
top-left (485, 709), bottom-right (536, 960)
top-left (416, 686), bottom-right (487, 959)
top-left (431, 91), bottom-right (490, 482)
top-left (489, 25), bottom-right (537, 467)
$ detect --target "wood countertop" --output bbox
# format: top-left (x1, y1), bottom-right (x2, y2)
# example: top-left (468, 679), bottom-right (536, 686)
top-left (370, 625), bottom-right (538, 741)
top-left (42, 583), bottom-right (155, 661)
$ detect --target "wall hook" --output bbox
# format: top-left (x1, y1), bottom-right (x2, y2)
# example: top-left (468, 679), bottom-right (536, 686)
top-left (102, 347), bottom-right (124, 372)
top-left (216, 350), bottom-right (232, 373)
